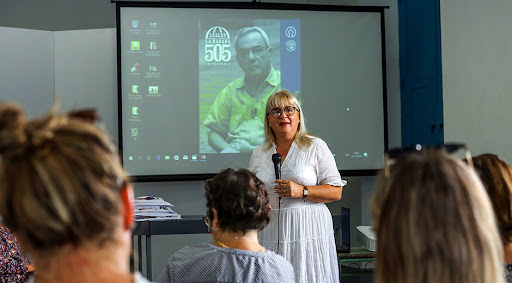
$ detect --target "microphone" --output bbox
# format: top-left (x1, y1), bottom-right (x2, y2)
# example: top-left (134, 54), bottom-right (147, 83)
top-left (272, 153), bottom-right (282, 180)
top-left (272, 153), bottom-right (282, 255)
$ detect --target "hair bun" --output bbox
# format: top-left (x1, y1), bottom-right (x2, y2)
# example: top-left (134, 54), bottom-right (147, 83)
top-left (0, 103), bottom-right (27, 154)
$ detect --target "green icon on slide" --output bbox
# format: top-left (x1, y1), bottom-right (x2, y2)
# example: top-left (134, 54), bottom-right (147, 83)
top-left (131, 41), bottom-right (140, 50)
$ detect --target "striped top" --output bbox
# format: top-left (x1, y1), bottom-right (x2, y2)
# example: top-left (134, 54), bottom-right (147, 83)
top-left (157, 243), bottom-right (294, 283)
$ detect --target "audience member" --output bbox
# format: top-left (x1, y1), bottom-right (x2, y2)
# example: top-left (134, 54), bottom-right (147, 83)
top-left (0, 103), bottom-right (152, 283)
top-left (371, 148), bottom-right (504, 283)
top-left (157, 168), bottom-right (294, 283)
top-left (471, 154), bottom-right (512, 282)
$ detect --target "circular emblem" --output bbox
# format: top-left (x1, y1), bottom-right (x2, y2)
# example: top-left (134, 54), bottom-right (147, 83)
top-left (285, 27), bottom-right (297, 38)
top-left (286, 40), bottom-right (296, 52)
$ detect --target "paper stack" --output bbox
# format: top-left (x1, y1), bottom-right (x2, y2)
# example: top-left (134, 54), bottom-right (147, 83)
top-left (135, 196), bottom-right (181, 221)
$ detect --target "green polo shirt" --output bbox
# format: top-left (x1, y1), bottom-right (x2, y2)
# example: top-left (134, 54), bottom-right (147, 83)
top-left (203, 67), bottom-right (281, 152)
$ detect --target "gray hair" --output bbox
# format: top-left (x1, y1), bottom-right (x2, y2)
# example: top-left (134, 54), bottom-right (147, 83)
top-left (234, 26), bottom-right (270, 51)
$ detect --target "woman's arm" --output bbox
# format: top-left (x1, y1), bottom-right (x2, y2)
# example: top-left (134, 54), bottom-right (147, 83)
top-left (273, 139), bottom-right (346, 203)
top-left (274, 180), bottom-right (343, 203)
top-left (303, 184), bottom-right (343, 202)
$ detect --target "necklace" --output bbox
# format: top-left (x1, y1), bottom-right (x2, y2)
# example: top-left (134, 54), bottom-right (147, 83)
top-left (215, 240), bottom-right (266, 252)
top-left (233, 236), bottom-right (259, 242)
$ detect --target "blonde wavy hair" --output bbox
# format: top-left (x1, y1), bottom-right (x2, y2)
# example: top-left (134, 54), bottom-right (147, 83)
top-left (262, 90), bottom-right (314, 151)
top-left (0, 103), bottom-right (128, 255)
top-left (371, 149), bottom-right (504, 283)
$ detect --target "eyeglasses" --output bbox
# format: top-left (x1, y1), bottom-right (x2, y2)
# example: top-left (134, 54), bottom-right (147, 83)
top-left (202, 215), bottom-right (211, 233)
top-left (384, 143), bottom-right (473, 178)
top-left (237, 46), bottom-right (268, 60)
top-left (267, 106), bottom-right (299, 118)
top-left (202, 216), bottom-right (210, 227)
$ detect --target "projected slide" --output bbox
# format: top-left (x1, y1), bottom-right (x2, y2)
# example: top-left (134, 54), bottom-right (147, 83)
top-left (118, 4), bottom-right (386, 179)
top-left (199, 19), bottom-right (301, 153)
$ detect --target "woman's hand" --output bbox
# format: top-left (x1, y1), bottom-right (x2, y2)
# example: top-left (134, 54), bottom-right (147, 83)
top-left (274, 179), bottom-right (304, 198)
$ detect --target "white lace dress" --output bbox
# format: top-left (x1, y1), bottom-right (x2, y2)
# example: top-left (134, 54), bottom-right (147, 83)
top-left (249, 137), bottom-right (346, 283)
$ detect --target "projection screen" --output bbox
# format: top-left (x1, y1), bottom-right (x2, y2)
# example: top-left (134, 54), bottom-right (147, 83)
top-left (116, 2), bottom-right (388, 181)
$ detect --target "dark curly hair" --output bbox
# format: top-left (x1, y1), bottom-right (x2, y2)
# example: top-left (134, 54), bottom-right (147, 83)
top-left (205, 168), bottom-right (270, 234)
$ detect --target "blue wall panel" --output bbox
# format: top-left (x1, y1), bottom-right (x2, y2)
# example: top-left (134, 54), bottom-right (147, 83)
top-left (399, 0), bottom-right (444, 146)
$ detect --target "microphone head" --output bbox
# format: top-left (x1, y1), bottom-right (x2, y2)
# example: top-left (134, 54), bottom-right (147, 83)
top-left (272, 153), bottom-right (282, 165)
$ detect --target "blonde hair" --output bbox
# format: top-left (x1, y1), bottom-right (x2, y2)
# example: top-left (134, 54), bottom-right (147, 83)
top-left (262, 90), bottom-right (314, 151)
top-left (0, 103), bottom-right (128, 255)
top-left (371, 149), bottom-right (504, 283)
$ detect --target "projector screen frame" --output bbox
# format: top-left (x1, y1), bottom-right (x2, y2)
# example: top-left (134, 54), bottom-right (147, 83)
top-left (115, 1), bottom-right (389, 182)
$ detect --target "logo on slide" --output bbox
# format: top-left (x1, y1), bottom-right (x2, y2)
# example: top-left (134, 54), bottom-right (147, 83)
top-left (132, 107), bottom-right (139, 115)
top-left (132, 20), bottom-right (139, 28)
top-left (286, 40), bottom-right (297, 52)
top-left (204, 26), bottom-right (232, 63)
top-left (285, 27), bottom-right (297, 38)
top-left (132, 85), bottom-right (139, 94)
top-left (131, 41), bottom-right (140, 51)
top-left (150, 42), bottom-right (157, 50)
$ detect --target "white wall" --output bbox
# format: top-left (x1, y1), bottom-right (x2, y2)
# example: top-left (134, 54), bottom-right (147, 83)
top-left (0, 27), bottom-right (55, 117)
top-left (1, 0), bottom-right (400, 277)
top-left (55, 29), bottom-right (118, 140)
top-left (441, 0), bottom-right (512, 164)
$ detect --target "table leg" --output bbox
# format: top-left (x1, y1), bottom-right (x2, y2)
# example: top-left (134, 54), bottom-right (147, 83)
top-left (138, 236), bottom-right (142, 272)
top-left (146, 235), bottom-right (152, 280)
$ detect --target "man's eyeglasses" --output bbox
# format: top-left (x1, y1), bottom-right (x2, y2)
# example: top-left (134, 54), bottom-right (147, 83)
top-left (267, 106), bottom-right (299, 118)
top-left (237, 46), bottom-right (268, 59)
top-left (384, 143), bottom-right (473, 177)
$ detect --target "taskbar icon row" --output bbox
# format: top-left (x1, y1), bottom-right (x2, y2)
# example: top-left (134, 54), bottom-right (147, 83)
top-left (127, 154), bottom-right (207, 161)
